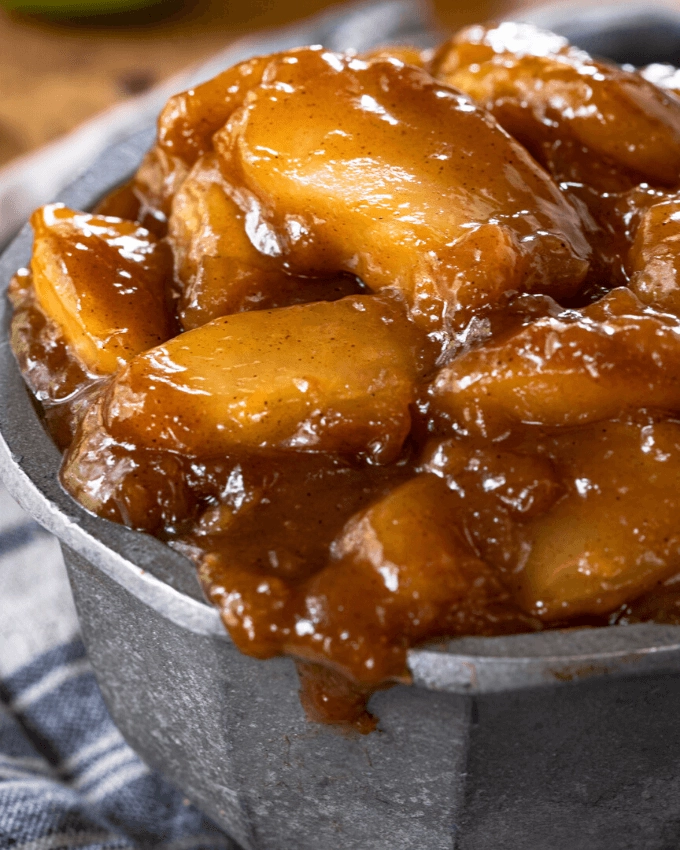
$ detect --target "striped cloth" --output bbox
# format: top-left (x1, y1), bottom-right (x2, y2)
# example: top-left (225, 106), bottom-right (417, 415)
top-left (0, 483), bottom-right (237, 850)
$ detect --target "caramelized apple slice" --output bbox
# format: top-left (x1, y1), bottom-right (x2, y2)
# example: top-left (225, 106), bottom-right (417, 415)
top-left (30, 204), bottom-right (174, 375)
top-left (157, 53), bottom-right (275, 166)
top-left (61, 405), bottom-right (197, 533)
top-left (628, 194), bottom-right (680, 315)
top-left (429, 288), bottom-right (680, 437)
top-left (432, 23), bottom-right (680, 191)
top-left (99, 52), bottom-right (288, 230)
top-left (422, 438), bottom-right (562, 522)
top-left (102, 295), bottom-right (419, 463)
top-left (169, 154), bottom-right (365, 329)
top-left (215, 48), bottom-right (589, 330)
top-left (517, 418), bottom-right (680, 619)
top-left (283, 475), bottom-right (529, 684)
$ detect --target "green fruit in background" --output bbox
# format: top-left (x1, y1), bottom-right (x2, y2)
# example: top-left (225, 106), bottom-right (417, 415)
top-left (0, 0), bottom-right (166, 15)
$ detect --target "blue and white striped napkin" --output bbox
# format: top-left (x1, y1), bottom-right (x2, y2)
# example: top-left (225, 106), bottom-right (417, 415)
top-left (0, 483), bottom-right (237, 850)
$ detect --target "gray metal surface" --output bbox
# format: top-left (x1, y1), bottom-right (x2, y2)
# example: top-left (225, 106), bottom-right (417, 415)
top-left (64, 543), bottom-right (470, 850)
top-left (458, 672), bottom-right (680, 850)
top-left (3, 2), bottom-right (680, 847)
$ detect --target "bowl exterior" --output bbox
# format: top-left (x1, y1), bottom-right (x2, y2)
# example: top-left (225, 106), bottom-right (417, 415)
top-left (63, 544), bottom-right (471, 850)
top-left (64, 541), bottom-right (680, 850)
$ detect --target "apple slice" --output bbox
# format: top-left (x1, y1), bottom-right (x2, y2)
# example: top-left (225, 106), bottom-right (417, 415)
top-left (429, 288), bottom-right (680, 437)
top-left (31, 204), bottom-right (174, 374)
top-left (169, 154), bottom-right (365, 330)
top-left (517, 418), bottom-right (680, 619)
top-left (103, 294), bottom-right (419, 463)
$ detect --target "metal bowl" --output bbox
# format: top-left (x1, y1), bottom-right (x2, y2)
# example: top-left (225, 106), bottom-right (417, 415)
top-left (4, 4), bottom-right (680, 848)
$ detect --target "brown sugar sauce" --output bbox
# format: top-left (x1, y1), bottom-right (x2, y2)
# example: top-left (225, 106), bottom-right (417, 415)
top-left (10, 30), bottom-right (680, 731)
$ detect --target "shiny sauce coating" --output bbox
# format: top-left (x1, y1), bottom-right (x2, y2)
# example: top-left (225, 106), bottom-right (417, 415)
top-left (10, 32), bottom-right (680, 731)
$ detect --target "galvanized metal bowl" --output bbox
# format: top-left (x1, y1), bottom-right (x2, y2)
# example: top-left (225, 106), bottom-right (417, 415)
top-left (4, 6), bottom-right (680, 848)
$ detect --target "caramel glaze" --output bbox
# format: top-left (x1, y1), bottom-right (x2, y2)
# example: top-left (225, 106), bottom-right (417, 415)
top-left (10, 33), bottom-right (680, 731)
top-left (432, 22), bottom-right (680, 297)
top-left (213, 48), bottom-right (590, 334)
top-left (433, 22), bottom-right (680, 192)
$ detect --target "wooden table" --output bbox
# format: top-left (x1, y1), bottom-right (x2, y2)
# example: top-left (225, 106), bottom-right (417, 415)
top-left (0, 0), bottom-right (524, 168)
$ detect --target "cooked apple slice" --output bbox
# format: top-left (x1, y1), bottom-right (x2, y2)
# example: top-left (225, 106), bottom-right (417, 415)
top-left (432, 22), bottom-right (680, 191)
top-left (429, 288), bottom-right (680, 437)
top-left (169, 154), bottom-right (365, 329)
top-left (517, 418), bottom-right (680, 619)
top-left (628, 194), bottom-right (680, 315)
top-left (215, 48), bottom-right (589, 329)
top-left (283, 474), bottom-right (528, 684)
top-left (30, 204), bottom-right (174, 375)
top-left (102, 295), bottom-right (419, 463)
top-left (114, 54), bottom-right (276, 227)
top-left (156, 53), bottom-right (276, 166)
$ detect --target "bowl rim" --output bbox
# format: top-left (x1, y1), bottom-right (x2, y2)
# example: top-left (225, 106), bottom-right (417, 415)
top-left (3, 37), bottom-right (680, 698)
